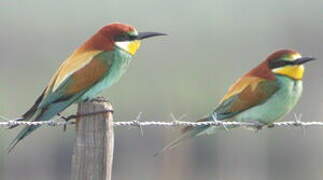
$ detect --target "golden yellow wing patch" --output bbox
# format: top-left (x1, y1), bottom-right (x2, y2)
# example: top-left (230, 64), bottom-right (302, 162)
top-left (215, 75), bottom-right (279, 115)
top-left (65, 58), bottom-right (107, 95)
top-left (220, 76), bottom-right (264, 104)
top-left (45, 50), bottom-right (102, 95)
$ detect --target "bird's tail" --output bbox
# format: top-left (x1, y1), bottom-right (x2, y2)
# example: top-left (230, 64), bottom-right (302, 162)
top-left (8, 91), bottom-right (45, 129)
top-left (154, 117), bottom-right (212, 157)
top-left (7, 125), bottom-right (40, 153)
top-left (7, 94), bottom-right (46, 152)
top-left (7, 95), bottom-right (74, 153)
top-left (8, 108), bottom-right (38, 129)
top-left (7, 110), bottom-right (44, 153)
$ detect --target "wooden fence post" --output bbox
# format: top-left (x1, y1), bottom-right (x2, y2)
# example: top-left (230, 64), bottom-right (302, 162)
top-left (71, 98), bottom-right (114, 180)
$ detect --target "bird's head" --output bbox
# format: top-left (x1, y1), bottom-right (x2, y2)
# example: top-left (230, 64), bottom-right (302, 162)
top-left (96, 23), bottom-right (166, 55)
top-left (266, 49), bottom-right (315, 80)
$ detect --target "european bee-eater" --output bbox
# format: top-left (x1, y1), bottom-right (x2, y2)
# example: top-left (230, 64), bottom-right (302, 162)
top-left (8, 23), bottom-right (166, 152)
top-left (156, 49), bottom-right (315, 155)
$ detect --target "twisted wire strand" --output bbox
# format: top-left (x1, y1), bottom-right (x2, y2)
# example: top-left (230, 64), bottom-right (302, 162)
top-left (1, 119), bottom-right (323, 128)
top-left (1, 112), bottom-right (321, 128)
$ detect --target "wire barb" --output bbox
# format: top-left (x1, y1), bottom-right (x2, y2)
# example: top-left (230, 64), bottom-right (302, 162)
top-left (132, 112), bottom-right (144, 136)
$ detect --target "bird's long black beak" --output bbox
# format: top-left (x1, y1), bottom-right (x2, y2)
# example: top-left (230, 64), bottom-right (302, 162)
top-left (294, 56), bottom-right (316, 65)
top-left (137, 32), bottom-right (167, 40)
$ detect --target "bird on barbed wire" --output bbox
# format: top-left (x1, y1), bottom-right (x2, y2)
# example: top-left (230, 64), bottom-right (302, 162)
top-left (155, 49), bottom-right (316, 156)
top-left (7, 23), bottom-right (166, 152)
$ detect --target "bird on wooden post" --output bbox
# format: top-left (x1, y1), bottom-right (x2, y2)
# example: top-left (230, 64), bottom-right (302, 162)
top-left (155, 49), bottom-right (316, 155)
top-left (8, 23), bottom-right (166, 152)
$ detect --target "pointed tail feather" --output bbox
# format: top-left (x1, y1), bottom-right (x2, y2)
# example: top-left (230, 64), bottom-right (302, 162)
top-left (8, 106), bottom-right (41, 129)
top-left (7, 125), bottom-right (40, 153)
top-left (153, 116), bottom-right (229, 157)
top-left (9, 91), bottom-right (45, 129)
top-left (7, 109), bottom-right (46, 153)
top-left (7, 114), bottom-right (39, 151)
top-left (8, 92), bottom-right (76, 152)
top-left (154, 124), bottom-right (210, 157)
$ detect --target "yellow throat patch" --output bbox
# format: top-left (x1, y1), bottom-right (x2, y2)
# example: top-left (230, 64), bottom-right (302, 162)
top-left (116, 40), bottom-right (141, 55)
top-left (273, 65), bottom-right (305, 80)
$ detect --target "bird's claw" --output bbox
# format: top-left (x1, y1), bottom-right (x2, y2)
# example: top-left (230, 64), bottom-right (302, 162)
top-left (57, 113), bottom-right (75, 132)
top-left (57, 109), bottom-right (114, 132)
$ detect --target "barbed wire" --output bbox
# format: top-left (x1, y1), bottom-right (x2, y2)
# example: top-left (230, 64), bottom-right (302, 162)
top-left (1, 113), bottom-right (323, 129)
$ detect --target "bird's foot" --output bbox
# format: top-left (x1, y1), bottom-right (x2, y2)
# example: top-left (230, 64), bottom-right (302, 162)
top-left (57, 113), bottom-right (77, 132)
top-left (58, 96), bottom-right (113, 132)
top-left (57, 109), bottom-right (114, 131)
top-left (61, 110), bottom-right (114, 121)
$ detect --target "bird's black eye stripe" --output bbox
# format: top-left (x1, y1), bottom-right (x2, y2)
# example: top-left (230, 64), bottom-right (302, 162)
top-left (269, 60), bottom-right (295, 69)
top-left (128, 35), bottom-right (137, 40)
top-left (114, 34), bottom-right (128, 41)
top-left (114, 34), bottom-right (138, 42)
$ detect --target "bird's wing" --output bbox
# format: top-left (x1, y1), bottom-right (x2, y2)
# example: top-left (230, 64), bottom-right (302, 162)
top-left (213, 76), bottom-right (279, 120)
top-left (38, 50), bottom-right (112, 108)
top-left (159, 76), bottom-right (279, 153)
top-left (45, 50), bottom-right (102, 95)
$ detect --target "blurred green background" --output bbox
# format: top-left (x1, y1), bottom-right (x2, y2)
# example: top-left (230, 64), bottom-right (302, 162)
top-left (1, 0), bottom-right (323, 179)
